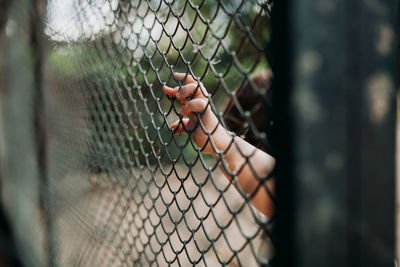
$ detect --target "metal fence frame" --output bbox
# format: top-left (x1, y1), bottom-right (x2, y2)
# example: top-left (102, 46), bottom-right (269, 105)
top-left (272, 0), bottom-right (397, 266)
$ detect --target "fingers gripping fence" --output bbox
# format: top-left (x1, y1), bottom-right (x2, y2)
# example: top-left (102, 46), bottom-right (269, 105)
top-left (43, 0), bottom-right (274, 266)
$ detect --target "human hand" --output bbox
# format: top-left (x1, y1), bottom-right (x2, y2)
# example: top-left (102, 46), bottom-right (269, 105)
top-left (163, 73), bottom-right (275, 217)
top-left (162, 73), bottom-right (230, 155)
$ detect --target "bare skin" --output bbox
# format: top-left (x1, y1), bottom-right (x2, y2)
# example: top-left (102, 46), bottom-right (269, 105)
top-left (163, 73), bottom-right (275, 218)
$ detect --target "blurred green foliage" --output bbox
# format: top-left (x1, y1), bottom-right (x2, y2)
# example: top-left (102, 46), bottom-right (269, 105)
top-left (46, 0), bottom-right (270, 170)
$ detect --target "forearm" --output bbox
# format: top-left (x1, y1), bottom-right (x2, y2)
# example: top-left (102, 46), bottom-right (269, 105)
top-left (162, 73), bottom-right (275, 216)
top-left (209, 128), bottom-right (275, 217)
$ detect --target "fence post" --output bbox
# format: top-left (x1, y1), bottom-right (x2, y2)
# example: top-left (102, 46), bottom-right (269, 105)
top-left (31, 0), bottom-right (56, 266)
top-left (272, 0), bottom-right (397, 266)
top-left (0, 0), bottom-right (50, 265)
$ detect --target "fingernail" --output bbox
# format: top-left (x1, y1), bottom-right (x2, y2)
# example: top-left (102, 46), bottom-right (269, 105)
top-left (172, 126), bottom-right (180, 135)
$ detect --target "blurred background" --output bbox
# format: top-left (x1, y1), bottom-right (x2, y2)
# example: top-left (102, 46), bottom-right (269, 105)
top-left (0, 0), bottom-right (397, 266)
top-left (1, 0), bottom-right (273, 266)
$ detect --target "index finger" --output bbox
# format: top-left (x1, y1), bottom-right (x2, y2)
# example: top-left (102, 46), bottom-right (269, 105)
top-left (173, 72), bottom-right (197, 84)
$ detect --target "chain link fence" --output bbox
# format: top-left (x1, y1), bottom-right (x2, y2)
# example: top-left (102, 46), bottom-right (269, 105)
top-left (6, 0), bottom-right (276, 266)
top-left (1, 0), bottom-right (398, 267)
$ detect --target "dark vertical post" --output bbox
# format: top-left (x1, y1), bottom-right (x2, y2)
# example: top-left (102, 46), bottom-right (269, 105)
top-left (272, 0), bottom-right (397, 266)
top-left (270, 0), bottom-right (294, 266)
top-left (31, 1), bottom-right (54, 266)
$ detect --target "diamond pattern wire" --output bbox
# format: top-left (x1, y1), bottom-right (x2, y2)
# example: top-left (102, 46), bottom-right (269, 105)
top-left (44, 0), bottom-right (274, 266)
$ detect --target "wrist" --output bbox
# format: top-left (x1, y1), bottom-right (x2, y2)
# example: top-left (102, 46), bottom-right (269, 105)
top-left (208, 125), bottom-right (232, 158)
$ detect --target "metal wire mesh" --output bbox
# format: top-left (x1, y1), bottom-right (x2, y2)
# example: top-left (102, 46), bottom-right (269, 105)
top-left (43, 0), bottom-right (274, 266)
